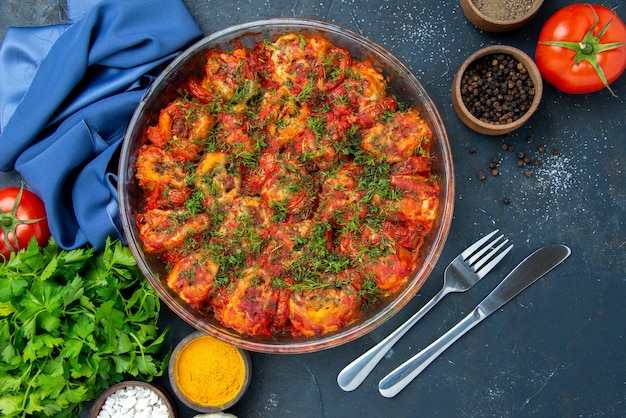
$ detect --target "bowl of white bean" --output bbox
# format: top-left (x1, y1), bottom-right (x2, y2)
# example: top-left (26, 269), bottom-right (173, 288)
top-left (88, 380), bottom-right (177, 418)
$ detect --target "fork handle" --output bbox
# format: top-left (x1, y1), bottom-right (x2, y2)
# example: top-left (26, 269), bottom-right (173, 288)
top-left (378, 309), bottom-right (484, 398)
top-left (337, 287), bottom-right (448, 391)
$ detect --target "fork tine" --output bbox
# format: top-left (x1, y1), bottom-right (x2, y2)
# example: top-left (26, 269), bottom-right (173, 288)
top-left (475, 242), bottom-right (514, 278)
top-left (460, 229), bottom-right (499, 259)
top-left (467, 234), bottom-right (504, 266)
top-left (471, 238), bottom-right (510, 270)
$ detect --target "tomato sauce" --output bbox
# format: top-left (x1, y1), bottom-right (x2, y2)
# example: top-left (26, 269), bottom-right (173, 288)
top-left (135, 32), bottom-right (440, 337)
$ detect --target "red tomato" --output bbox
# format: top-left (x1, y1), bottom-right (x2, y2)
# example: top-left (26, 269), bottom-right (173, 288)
top-left (535, 4), bottom-right (626, 96)
top-left (0, 186), bottom-right (51, 260)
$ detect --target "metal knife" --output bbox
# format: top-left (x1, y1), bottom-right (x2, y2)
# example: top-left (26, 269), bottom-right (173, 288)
top-left (378, 244), bottom-right (571, 398)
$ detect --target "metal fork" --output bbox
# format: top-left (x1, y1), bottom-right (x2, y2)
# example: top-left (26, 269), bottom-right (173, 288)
top-left (337, 230), bottom-right (513, 391)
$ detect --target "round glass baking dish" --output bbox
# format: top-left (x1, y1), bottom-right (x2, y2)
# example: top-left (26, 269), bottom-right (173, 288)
top-left (118, 18), bottom-right (454, 353)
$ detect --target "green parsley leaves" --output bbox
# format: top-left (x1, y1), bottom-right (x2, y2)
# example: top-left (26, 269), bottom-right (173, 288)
top-left (0, 238), bottom-right (169, 417)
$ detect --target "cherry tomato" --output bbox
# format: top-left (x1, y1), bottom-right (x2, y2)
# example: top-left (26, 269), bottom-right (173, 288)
top-left (0, 185), bottom-right (51, 260)
top-left (536, 4), bottom-right (626, 96)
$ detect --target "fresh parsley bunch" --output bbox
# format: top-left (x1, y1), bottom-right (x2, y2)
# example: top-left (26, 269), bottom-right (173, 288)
top-left (0, 238), bottom-right (169, 417)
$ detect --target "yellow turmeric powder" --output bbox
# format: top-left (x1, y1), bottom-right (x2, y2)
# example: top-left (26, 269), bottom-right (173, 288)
top-left (175, 335), bottom-right (246, 407)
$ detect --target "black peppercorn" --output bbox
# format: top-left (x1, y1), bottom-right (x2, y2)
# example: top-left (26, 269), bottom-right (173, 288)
top-left (460, 53), bottom-right (535, 125)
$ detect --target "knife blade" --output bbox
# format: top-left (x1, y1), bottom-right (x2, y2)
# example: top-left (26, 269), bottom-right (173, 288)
top-left (378, 244), bottom-right (571, 398)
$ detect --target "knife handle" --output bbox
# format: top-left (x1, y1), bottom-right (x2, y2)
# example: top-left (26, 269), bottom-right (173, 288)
top-left (378, 308), bottom-right (485, 398)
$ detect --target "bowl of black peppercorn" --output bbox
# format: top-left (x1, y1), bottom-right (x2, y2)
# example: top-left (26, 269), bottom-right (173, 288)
top-left (452, 45), bottom-right (543, 135)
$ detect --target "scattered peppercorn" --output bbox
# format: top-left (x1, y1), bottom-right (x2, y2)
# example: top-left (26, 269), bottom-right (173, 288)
top-left (460, 53), bottom-right (535, 125)
top-left (468, 134), bottom-right (562, 184)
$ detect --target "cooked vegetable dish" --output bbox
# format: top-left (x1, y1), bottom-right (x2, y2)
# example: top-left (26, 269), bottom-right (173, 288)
top-left (135, 32), bottom-right (440, 337)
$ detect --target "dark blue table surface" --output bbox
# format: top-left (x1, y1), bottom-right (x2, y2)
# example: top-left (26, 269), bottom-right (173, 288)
top-left (2, 1), bottom-right (625, 417)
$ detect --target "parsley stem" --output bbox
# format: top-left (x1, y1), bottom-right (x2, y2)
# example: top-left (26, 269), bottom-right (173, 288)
top-left (129, 331), bottom-right (148, 365)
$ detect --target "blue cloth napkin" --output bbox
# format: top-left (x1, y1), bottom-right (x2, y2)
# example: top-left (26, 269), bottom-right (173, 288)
top-left (0, 0), bottom-right (203, 250)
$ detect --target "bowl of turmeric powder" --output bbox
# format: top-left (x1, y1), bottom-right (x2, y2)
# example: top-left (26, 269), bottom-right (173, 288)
top-left (168, 332), bottom-right (251, 413)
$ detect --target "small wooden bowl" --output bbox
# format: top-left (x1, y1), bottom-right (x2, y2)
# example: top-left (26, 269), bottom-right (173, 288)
top-left (459, 0), bottom-right (544, 33)
top-left (89, 380), bottom-right (177, 418)
top-left (452, 45), bottom-right (543, 136)
top-left (168, 332), bottom-right (251, 413)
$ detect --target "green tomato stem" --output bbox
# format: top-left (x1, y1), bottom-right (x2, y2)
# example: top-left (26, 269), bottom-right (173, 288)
top-left (1, 215), bottom-right (13, 228)
top-left (579, 42), bottom-right (593, 55)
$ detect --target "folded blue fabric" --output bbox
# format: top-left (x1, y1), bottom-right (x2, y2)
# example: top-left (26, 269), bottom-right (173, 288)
top-left (0, 0), bottom-right (202, 250)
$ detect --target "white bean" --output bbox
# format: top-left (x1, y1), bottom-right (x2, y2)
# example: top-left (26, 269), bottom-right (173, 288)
top-left (96, 385), bottom-right (171, 418)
